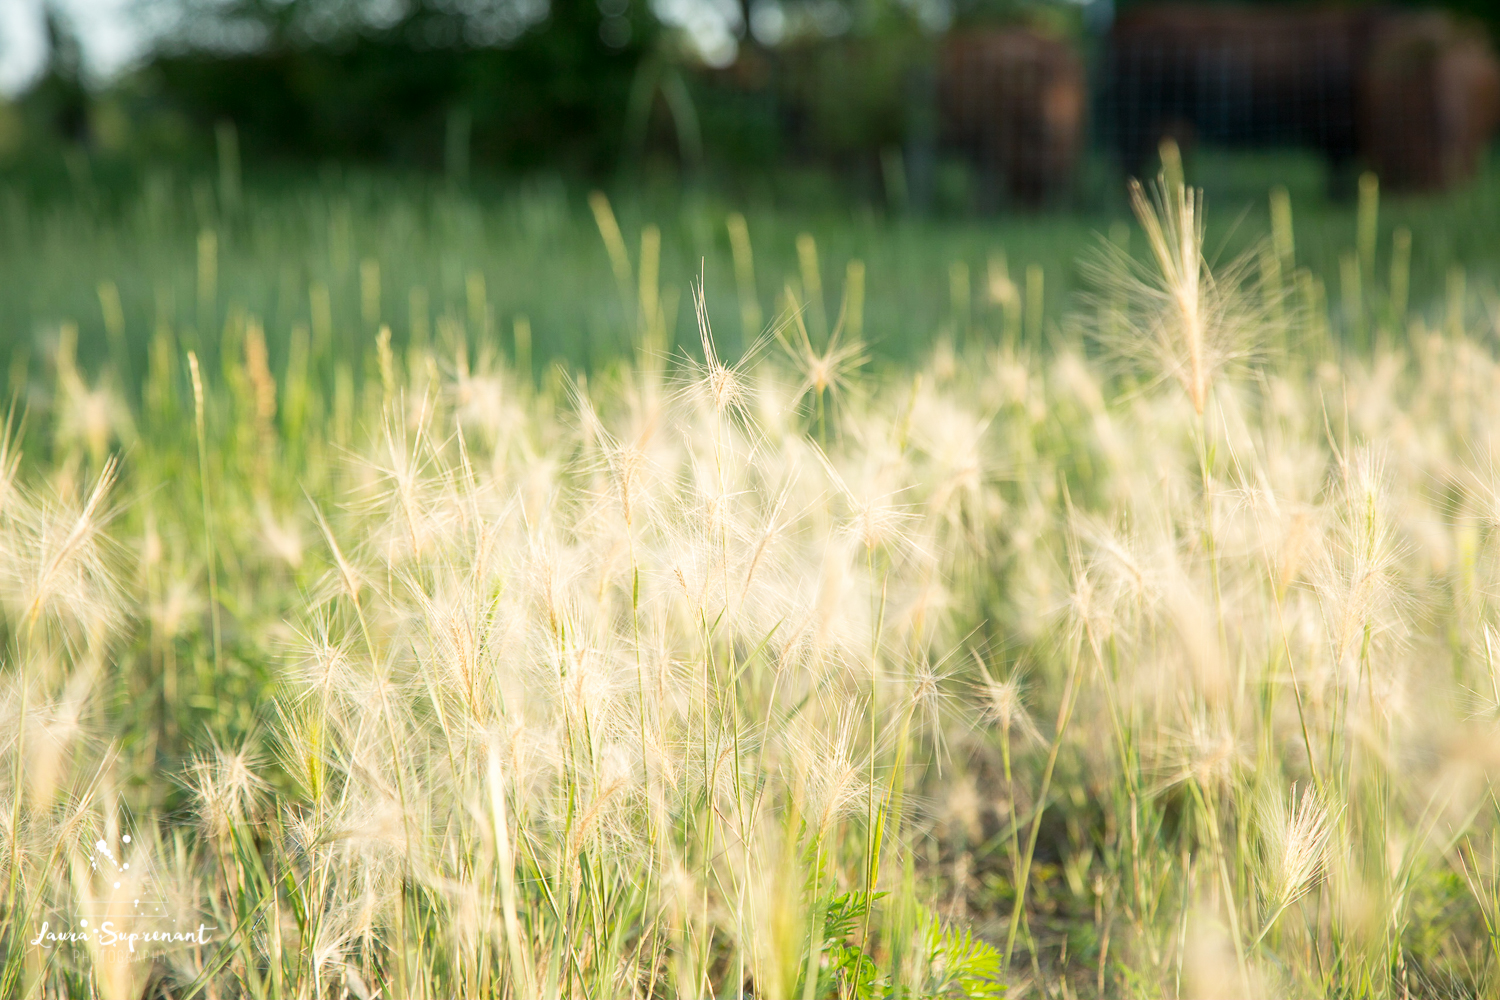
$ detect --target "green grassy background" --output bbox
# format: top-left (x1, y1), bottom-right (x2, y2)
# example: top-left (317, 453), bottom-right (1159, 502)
top-left (5, 149), bottom-right (1500, 399)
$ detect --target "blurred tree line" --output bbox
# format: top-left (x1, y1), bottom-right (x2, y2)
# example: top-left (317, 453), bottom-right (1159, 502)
top-left (145, 0), bottom-right (654, 172)
top-left (0, 0), bottom-right (1096, 187)
top-left (0, 0), bottom-right (1494, 188)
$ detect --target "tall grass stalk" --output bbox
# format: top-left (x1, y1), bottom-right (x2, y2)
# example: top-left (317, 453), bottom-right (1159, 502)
top-left (188, 351), bottom-right (222, 676)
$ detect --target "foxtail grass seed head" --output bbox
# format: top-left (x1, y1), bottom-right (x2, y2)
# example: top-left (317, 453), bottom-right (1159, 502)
top-left (1257, 784), bottom-right (1336, 919)
top-left (1089, 174), bottom-right (1266, 419)
top-left (975, 658), bottom-right (1042, 746)
top-left (13, 187), bottom-right (1500, 999)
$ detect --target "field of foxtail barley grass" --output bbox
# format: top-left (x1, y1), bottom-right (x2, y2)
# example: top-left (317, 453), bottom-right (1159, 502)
top-left (9, 149), bottom-right (1500, 997)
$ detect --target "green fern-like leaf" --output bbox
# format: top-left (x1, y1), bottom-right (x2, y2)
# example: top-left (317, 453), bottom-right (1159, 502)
top-left (921, 907), bottom-right (1007, 999)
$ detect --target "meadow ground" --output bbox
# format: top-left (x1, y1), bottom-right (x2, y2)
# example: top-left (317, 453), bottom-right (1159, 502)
top-left (5, 150), bottom-right (1500, 998)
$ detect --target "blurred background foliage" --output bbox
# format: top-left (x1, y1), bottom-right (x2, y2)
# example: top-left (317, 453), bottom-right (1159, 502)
top-left (1, 0), bottom-right (1498, 384)
top-left (2, 0), bottom-right (1499, 389)
top-left (0, 0), bottom-right (1486, 200)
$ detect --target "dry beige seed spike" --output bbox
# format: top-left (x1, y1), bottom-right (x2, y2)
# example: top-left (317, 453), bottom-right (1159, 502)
top-left (811, 447), bottom-right (918, 557)
top-left (1089, 165), bottom-right (1265, 424)
top-left (188, 739), bottom-right (267, 841)
top-left (245, 319), bottom-right (278, 486)
top-left (244, 320), bottom-right (277, 425)
top-left (780, 288), bottom-right (868, 415)
top-left (1255, 783), bottom-right (1336, 943)
top-left (796, 232), bottom-right (826, 341)
top-left (684, 278), bottom-right (768, 422)
top-left (1485, 625), bottom-right (1500, 714)
top-left (1130, 177), bottom-right (1209, 415)
top-left (974, 653), bottom-right (1041, 746)
top-left (375, 325), bottom-right (395, 402)
top-left (588, 190), bottom-right (633, 302)
top-left (727, 212), bottom-right (762, 339)
top-left (26, 453), bottom-right (119, 626)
